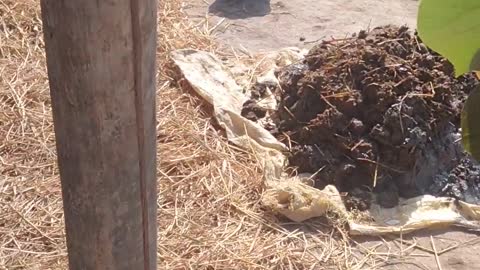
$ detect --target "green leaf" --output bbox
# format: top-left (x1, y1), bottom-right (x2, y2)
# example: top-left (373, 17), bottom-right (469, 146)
top-left (417, 0), bottom-right (480, 76)
top-left (462, 85), bottom-right (480, 160)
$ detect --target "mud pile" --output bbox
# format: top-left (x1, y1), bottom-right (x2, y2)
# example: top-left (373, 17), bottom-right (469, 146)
top-left (242, 26), bottom-right (480, 209)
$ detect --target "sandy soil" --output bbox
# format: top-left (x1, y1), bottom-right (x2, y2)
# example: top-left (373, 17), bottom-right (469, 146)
top-left (184, 0), bottom-right (418, 52)
top-left (183, 0), bottom-right (480, 269)
top-left (356, 229), bottom-right (480, 270)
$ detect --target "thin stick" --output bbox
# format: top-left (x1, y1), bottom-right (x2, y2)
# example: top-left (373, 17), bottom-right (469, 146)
top-left (430, 236), bottom-right (442, 270)
top-left (357, 158), bottom-right (405, 173)
top-left (350, 139), bottom-right (364, 152)
top-left (8, 204), bottom-right (56, 243)
top-left (373, 156), bottom-right (379, 187)
top-left (399, 229), bottom-right (404, 257)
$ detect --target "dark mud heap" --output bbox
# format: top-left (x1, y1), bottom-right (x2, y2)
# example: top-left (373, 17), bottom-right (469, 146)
top-left (242, 26), bottom-right (480, 209)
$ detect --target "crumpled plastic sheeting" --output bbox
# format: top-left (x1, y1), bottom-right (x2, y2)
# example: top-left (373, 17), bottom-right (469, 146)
top-left (251, 47), bottom-right (308, 111)
top-left (171, 49), bottom-right (480, 235)
top-left (171, 49), bottom-right (287, 179)
top-left (350, 196), bottom-right (480, 235)
top-left (262, 182), bottom-right (349, 223)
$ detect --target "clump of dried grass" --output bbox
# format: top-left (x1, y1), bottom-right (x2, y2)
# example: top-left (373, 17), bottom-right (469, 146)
top-left (0, 0), bottom-right (389, 269)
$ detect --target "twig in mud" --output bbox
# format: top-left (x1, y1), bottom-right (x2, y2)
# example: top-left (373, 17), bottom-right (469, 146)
top-left (322, 36), bottom-right (356, 45)
top-left (320, 93), bottom-right (340, 113)
top-left (428, 81), bottom-right (436, 96)
top-left (412, 35), bottom-right (421, 49)
top-left (409, 93), bottom-right (435, 98)
top-left (377, 38), bottom-right (405, 45)
top-left (373, 156), bottom-right (379, 188)
top-left (398, 90), bottom-right (434, 135)
top-left (307, 165), bottom-right (326, 182)
top-left (394, 77), bottom-right (409, 88)
top-left (281, 131), bottom-right (293, 150)
top-left (313, 144), bottom-right (325, 156)
top-left (323, 92), bottom-right (351, 99)
top-left (365, 68), bottom-right (382, 76)
top-left (283, 105), bottom-right (299, 123)
top-left (398, 94), bottom-right (407, 135)
top-left (357, 158), bottom-right (405, 173)
top-left (350, 139), bottom-right (365, 152)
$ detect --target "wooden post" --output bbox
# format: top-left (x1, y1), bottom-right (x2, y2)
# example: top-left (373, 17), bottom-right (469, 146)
top-left (40, 1), bottom-right (157, 269)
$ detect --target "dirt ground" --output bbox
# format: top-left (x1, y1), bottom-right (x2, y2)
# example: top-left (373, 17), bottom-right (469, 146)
top-left (355, 229), bottom-right (480, 270)
top-left (184, 0), bottom-right (418, 52)
top-left (184, 0), bottom-right (480, 269)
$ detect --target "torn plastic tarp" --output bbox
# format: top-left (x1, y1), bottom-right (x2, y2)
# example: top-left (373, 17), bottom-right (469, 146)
top-left (171, 49), bottom-right (480, 235)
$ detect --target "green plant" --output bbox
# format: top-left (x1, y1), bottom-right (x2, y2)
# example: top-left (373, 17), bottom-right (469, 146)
top-left (417, 0), bottom-right (480, 159)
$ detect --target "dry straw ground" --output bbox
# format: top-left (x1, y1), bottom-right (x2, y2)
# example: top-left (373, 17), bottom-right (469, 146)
top-left (0, 0), bottom-right (406, 269)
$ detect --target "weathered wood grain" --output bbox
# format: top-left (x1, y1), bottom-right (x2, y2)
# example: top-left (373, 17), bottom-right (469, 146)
top-left (40, 1), bottom-right (157, 269)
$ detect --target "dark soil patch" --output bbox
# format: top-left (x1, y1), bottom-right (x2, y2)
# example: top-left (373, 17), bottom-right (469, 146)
top-left (242, 25), bottom-right (480, 210)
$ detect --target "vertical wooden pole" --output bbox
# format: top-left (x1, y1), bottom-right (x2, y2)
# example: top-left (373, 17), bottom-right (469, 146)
top-left (40, 1), bottom-right (157, 269)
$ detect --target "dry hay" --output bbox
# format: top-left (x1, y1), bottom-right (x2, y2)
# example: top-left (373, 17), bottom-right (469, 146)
top-left (0, 0), bottom-right (421, 269)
